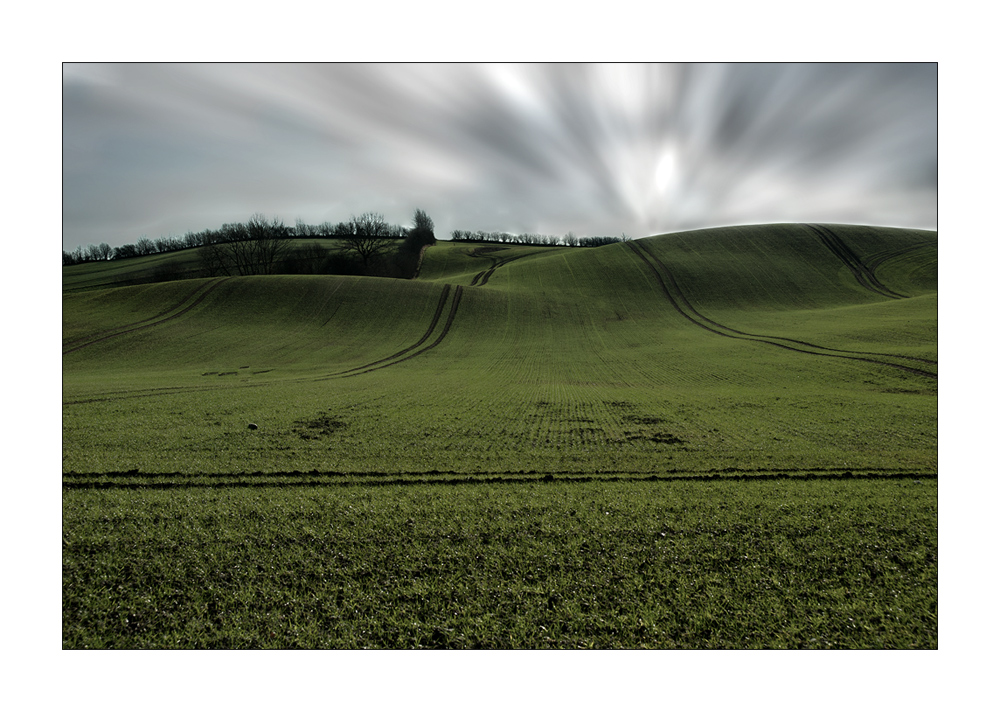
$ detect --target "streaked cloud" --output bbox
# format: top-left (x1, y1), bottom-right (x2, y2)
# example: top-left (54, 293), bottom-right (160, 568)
top-left (62, 62), bottom-right (937, 250)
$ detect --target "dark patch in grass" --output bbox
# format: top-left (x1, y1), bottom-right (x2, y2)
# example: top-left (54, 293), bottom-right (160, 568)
top-left (293, 413), bottom-right (347, 440)
top-left (626, 415), bottom-right (665, 425)
top-left (647, 433), bottom-right (684, 444)
top-left (625, 431), bottom-right (685, 445)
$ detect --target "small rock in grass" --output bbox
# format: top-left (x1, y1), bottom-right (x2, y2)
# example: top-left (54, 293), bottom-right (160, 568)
top-left (248, 423), bottom-right (258, 430)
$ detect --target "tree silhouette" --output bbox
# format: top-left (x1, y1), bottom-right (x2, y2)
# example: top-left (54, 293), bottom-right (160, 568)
top-left (198, 213), bottom-right (290, 276)
top-left (341, 212), bottom-right (394, 272)
top-left (410, 208), bottom-right (436, 246)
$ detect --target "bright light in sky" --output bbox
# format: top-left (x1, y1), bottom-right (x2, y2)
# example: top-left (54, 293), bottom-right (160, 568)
top-left (655, 148), bottom-right (679, 194)
top-left (62, 63), bottom-right (937, 251)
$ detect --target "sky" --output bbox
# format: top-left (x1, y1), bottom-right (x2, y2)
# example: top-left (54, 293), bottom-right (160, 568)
top-left (62, 62), bottom-right (937, 251)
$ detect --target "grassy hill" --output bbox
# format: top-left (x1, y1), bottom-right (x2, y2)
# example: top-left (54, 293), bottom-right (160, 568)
top-left (63, 223), bottom-right (936, 476)
top-left (62, 222), bottom-right (938, 649)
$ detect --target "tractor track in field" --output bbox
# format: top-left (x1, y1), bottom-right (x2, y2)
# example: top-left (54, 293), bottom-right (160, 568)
top-left (867, 243), bottom-right (928, 273)
top-left (62, 468), bottom-right (937, 490)
top-left (472, 254), bottom-right (525, 286)
top-left (333, 284), bottom-right (453, 376)
top-left (632, 241), bottom-right (935, 366)
top-left (63, 278), bottom-right (231, 355)
top-left (627, 241), bottom-right (936, 379)
top-left (338, 285), bottom-right (464, 377)
top-left (62, 278), bottom-right (220, 349)
top-left (804, 223), bottom-right (906, 299)
top-left (65, 283), bottom-right (464, 399)
top-left (468, 247), bottom-right (558, 286)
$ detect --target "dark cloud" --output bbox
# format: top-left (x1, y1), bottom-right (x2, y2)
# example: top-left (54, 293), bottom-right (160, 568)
top-left (62, 62), bottom-right (937, 250)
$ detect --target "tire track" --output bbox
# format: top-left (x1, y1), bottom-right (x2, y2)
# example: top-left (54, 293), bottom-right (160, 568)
top-left (867, 243), bottom-right (928, 273)
top-left (476, 254), bottom-right (530, 286)
top-left (341, 285), bottom-right (464, 377)
top-left (62, 468), bottom-right (936, 490)
top-left (467, 247), bottom-right (504, 286)
top-left (805, 223), bottom-right (906, 299)
top-left (627, 242), bottom-right (936, 380)
top-left (334, 284), bottom-right (452, 375)
top-left (468, 248), bottom-right (558, 286)
top-left (633, 241), bottom-right (935, 366)
top-left (63, 278), bottom-right (231, 355)
top-left (63, 279), bottom-right (219, 349)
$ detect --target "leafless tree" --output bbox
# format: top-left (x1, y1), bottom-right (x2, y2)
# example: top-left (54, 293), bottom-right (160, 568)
top-left (135, 236), bottom-right (156, 256)
top-left (199, 214), bottom-right (291, 276)
top-left (341, 212), bottom-right (394, 272)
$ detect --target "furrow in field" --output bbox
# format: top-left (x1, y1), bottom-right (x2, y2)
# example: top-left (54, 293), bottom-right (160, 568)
top-left (63, 278), bottom-right (231, 355)
top-left (804, 224), bottom-right (906, 299)
top-left (344, 285), bottom-right (464, 376)
top-left (333, 284), bottom-right (453, 375)
top-left (628, 241), bottom-right (936, 380)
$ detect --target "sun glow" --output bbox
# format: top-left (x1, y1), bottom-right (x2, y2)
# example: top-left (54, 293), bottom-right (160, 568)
top-left (655, 149), bottom-right (679, 193)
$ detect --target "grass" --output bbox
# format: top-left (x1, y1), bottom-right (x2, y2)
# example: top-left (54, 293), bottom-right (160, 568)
top-left (63, 222), bottom-right (937, 648)
top-left (62, 477), bottom-right (936, 649)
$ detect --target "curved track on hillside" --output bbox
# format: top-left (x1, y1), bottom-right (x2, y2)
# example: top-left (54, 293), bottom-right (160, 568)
top-left (804, 224), bottom-right (906, 299)
top-left (633, 241), bottom-right (935, 366)
top-left (867, 243), bottom-right (929, 273)
top-left (468, 247), bottom-right (558, 286)
top-left (338, 285), bottom-right (464, 378)
top-left (63, 278), bottom-right (231, 356)
top-left (334, 284), bottom-right (453, 376)
top-left (627, 241), bottom-right (936, 379)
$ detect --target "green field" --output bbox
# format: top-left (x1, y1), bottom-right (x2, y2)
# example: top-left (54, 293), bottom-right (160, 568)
top-left (62, 223), bottom-right (937, 648)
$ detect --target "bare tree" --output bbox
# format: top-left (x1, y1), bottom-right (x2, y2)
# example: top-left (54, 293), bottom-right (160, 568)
top-left (340, 212), bottom-right (394, 272)
top-left (199, 214), bottom-right (290, 276)
top-left (244, 213), bottom-right (291, 274)
top-left (135, 236), bottom-right (156, 256)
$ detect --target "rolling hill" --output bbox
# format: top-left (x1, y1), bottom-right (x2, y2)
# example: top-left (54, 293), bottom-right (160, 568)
top-left (62, 223), bottom-right (937, 475)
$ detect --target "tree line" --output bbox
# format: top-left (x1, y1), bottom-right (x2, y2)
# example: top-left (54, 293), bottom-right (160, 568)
top-left (61, 213), bottom-right (415, 267)
top-left (63, 209), bottom-right (630, 285)
top-left (63, 210), bottom-right (437, 281)
top-left (449, 229), bottom-right (630, 247)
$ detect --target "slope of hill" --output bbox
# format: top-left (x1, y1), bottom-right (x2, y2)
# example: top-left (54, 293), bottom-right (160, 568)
top-left (63, 223), bottom-right (937, 475)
